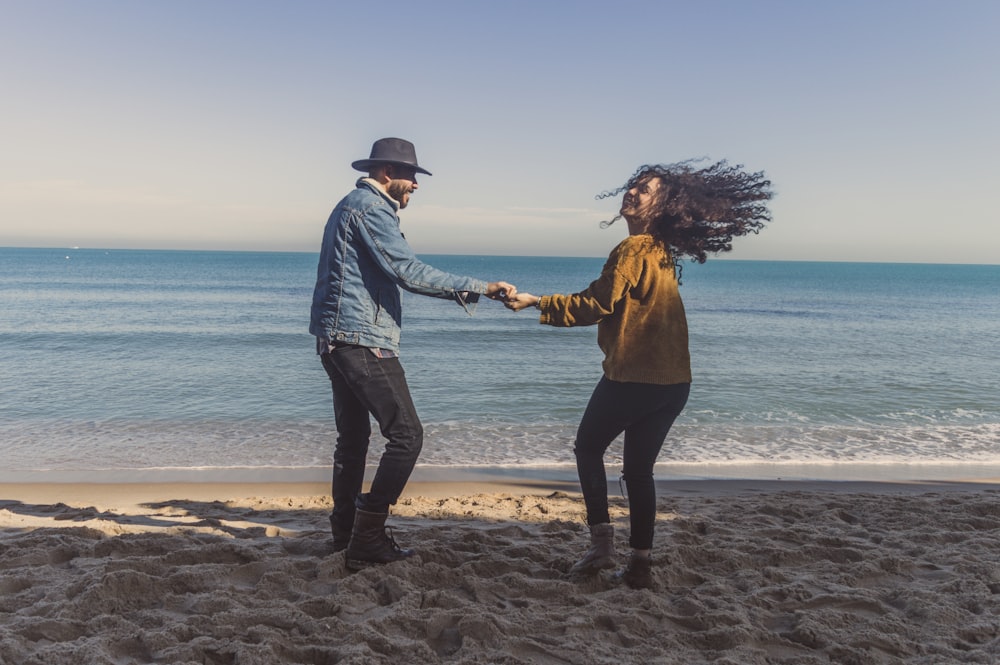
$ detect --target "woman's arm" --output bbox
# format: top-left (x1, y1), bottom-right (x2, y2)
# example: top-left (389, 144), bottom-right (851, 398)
top-left (505, 240), bottom-right (638, 326)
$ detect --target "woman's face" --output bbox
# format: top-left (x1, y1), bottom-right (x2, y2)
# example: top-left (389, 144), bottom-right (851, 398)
top-left (620, 176), bottom-right (663, 233)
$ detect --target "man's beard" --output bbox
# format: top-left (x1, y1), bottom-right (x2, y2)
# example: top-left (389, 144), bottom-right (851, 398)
top-left (387, 180), bottom-right (413, 208)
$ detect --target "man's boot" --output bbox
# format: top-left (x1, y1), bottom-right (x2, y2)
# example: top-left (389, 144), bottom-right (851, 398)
top-left (345, 508), bottom-right (415, 570)
top-left (569, 523), bottom-right (616, 576)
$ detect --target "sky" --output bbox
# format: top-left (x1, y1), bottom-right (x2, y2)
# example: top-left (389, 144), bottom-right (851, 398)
top-left (2, 0), bottom-right (998, 263)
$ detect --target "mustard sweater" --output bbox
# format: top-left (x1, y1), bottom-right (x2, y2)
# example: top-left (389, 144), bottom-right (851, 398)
top-left (538, 234), bottom-right (692, 385)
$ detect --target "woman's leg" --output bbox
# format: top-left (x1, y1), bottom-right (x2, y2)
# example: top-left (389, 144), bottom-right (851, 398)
top-left (621, 383), bottom-right (690, 550)
top-left (573, 377), bottom-right (629, 525)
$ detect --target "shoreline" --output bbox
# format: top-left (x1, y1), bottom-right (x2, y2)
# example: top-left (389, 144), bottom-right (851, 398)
top-left (2, 460), bottom-right (1000, 487)
top-left (3, 475), bottom-right (1000, 513)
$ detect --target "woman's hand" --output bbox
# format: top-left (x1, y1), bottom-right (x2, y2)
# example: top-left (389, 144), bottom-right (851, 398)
top-left (505, 292), bottom-right (540, 312)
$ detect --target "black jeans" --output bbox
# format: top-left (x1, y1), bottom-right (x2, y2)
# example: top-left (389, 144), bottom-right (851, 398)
top-left (320, 346), bottom-right (423, 532)
top-left (574, 377), bottom-right (690, 550)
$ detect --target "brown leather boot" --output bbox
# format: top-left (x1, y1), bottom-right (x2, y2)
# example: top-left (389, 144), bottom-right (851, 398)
top-left (569, 523), bottom-right (616, 576)
top-left (345, 508), bottom-right (415, 570)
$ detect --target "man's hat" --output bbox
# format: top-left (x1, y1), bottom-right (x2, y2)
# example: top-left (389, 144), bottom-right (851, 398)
top-left (351, 137), bottom-right (432, 175)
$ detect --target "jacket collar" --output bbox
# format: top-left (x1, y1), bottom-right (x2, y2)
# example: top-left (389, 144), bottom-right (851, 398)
top-left (357, 178), bottom-right (400, 212)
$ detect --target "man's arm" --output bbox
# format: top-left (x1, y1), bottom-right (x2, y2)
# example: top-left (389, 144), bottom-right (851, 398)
top-left (358, 204), bottom-right (514, 302)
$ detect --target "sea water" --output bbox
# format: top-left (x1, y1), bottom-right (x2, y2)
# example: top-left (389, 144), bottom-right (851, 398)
top-left (1, 247), bottom-right (998, 482)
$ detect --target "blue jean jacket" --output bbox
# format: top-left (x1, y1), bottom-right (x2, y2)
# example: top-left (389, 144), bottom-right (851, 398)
top-left (310, 179), bottom-right (488, 353)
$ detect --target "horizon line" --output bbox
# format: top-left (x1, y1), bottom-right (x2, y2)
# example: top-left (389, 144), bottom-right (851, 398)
top-left (1, 245), bottom-right (997, 268)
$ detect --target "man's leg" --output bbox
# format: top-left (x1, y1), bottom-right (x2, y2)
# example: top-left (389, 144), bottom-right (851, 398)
top-left (345, 358), bottom-right (422, 512)
top-left (320, 352), bottom-right (371, 549)
top-left (328, 346), bottom-right (422, 567)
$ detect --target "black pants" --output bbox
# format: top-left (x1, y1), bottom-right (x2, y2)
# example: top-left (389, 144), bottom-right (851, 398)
top-left (574, 377), bottom-right (690, 550)
top-left (320, 346), bottom-right (423, 533)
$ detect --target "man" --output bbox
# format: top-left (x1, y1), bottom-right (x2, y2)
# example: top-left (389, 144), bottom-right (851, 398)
top-left (310, 137), bottom-right (515, 569)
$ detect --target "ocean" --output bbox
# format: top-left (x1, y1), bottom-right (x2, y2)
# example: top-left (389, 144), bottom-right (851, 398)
top-left (2, 247), bottom-right (998, 483)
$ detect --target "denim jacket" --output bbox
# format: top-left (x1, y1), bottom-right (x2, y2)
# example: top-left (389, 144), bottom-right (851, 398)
top-left (310, 179), bottom-right (488, 353)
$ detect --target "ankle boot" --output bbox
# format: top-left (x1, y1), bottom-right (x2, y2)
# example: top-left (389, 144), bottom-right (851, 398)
top-left (620, 552), bottom-right (653, 589)
top-left (569, 523), bottom-right (616, 576)
top-left (345, 508), bottom-right (415, 570)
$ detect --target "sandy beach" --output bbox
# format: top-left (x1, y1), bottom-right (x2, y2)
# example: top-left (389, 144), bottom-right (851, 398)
top-left (2, 476), bottom-right (1000, 664)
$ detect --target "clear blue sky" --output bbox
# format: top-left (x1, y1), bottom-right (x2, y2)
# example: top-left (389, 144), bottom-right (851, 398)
top-left (2, 1), bottom-right (998, 263)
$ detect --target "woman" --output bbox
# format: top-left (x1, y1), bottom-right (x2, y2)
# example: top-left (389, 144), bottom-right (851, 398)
top-left (506, 160), bottom-right (773, 589)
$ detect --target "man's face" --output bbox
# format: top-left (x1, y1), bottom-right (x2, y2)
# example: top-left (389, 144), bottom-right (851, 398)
top-left (386, 165), bottom-right (419, 209)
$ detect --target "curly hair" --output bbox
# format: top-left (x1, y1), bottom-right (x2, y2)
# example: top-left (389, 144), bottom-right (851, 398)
top-left (598, 159), bottom-right (774, 264)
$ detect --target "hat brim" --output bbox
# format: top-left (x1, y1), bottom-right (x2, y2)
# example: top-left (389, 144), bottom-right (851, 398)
top-left (351, 159), bottom-right (432, 176)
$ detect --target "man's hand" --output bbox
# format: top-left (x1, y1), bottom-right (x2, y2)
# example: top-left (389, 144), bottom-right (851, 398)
top-left (504, 292), bottom-right (540, 312)
top-left (486, 282), bottom-right (517, 301)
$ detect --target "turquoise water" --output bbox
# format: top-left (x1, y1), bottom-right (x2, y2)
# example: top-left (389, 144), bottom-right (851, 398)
top-left (1, 247), bottom-right (998, 481)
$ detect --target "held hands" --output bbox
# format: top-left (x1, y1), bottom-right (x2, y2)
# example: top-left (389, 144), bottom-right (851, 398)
top-left (484, 282), bottom-right (540, 312)
top-left (486, 281), bottom-right (517, 301)
top-left (504, 292), bottom-right (540, 312)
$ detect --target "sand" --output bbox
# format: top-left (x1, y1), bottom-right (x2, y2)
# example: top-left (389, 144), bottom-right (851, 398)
top-left (2, 477), bottom-right (1000, 664)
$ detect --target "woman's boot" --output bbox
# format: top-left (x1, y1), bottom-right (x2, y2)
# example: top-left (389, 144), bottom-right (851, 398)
top-left (620, 551), bottom-right (653, 589)
top-left (345, 508), bottom-right (415, 571)
top-left (569, 523), bottom-right (616, 576)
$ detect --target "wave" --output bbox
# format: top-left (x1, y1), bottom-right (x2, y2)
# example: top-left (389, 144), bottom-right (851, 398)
top-left (3, 420), bottom-right (999, 476)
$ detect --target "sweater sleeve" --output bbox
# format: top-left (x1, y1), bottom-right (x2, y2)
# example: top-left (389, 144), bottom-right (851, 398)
top-left (539, 241), bottom-right (637, 328)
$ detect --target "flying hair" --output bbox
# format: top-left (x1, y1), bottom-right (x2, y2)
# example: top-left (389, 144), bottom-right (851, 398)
top-left (598, 159), bottom-right (774, 266)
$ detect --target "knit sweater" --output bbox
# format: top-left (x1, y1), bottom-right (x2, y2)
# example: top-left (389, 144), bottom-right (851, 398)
top-left (538, 234), bottom-right (692, 385)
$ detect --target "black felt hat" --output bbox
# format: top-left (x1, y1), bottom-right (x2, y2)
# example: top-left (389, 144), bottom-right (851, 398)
top-left (351, 137), bottom-right (432, 175)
